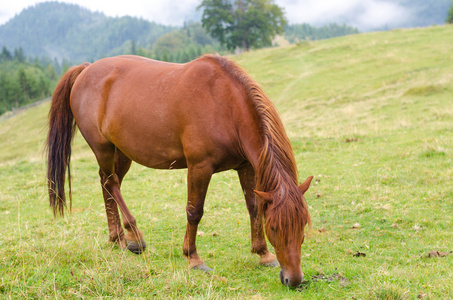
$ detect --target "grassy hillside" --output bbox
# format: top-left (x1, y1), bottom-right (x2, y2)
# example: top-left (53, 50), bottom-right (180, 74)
top-left (1, 25), bottom-right (452, 299)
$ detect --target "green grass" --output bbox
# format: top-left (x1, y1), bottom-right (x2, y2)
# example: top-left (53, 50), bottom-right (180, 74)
top-left (1, 25), bottom-right (453, 299)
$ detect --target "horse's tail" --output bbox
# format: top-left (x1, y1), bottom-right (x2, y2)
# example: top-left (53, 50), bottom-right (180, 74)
top-left (46, 63), bottom-right (89, 216)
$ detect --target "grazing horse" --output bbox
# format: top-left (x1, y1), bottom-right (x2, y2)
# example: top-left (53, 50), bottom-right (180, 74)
top-left (46, 54), bottom-right (312, 287)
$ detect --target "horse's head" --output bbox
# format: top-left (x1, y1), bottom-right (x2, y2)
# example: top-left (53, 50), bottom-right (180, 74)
top-left (254, 176), bottom-right (313, 287)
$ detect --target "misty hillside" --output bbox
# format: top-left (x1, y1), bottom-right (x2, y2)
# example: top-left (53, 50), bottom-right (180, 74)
top-left (0, 2), bottom-right (176, 62)
top-left (290, 0), bottom-right (451, 31)
top-left (394, 0), bottom-right (451, 28)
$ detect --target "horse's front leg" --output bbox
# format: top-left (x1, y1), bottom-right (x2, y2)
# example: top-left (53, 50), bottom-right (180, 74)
top-left (237, 164), bottom-right (279, 267)
top-left (183, 162), bottom-right (213, 271)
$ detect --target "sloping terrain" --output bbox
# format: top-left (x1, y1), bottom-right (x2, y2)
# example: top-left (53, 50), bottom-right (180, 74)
top-left (0, 25), bottom-right (452, 299)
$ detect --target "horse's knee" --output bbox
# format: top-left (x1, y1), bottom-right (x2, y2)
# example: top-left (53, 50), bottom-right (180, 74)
top-left (186, 205), bottom-right (203, 225)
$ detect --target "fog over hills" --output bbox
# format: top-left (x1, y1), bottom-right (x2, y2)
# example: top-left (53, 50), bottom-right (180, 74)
top-left (280, 0), bottom-right (450, 31)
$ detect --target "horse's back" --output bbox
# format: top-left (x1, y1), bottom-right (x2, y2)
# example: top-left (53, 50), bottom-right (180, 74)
top-left (70, 55), bottom-right (259, 171)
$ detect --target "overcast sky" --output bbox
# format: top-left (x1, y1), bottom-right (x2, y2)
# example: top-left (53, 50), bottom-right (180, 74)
top-left (0, 0), bottom-right (410, 31)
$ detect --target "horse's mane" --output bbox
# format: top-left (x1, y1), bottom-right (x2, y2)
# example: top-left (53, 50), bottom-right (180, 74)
top-left (202, 54), bottom-right (310, 238)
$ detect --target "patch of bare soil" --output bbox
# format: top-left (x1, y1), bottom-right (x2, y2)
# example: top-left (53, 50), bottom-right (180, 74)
top-left (426, 251), bottom-right (452, 258)
top-left (311, 273), bottom-right (350, 287)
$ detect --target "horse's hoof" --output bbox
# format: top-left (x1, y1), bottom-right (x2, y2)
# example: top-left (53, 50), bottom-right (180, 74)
top-left (262, 258), bottom-right (280, 267)
top-left (191, 262), bottom-right (213, 272)
top-left (126, 239), bottom-right (147, 254)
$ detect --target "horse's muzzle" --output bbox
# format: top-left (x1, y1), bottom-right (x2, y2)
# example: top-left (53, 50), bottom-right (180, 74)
top-left (280, 268), bottom-right (303, 287)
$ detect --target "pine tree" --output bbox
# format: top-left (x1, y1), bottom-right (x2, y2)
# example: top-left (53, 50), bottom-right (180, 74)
top-left (1, 47), bottom-right (12, 61)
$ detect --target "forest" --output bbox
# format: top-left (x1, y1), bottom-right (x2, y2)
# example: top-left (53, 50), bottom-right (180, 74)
top-left (0, 47), bottom-right (57, 115)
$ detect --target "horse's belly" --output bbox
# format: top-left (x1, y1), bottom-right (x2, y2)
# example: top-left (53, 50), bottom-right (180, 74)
top-left (111, 131), bottom-right (188, 170)
top-left (127, 148), bottom-right (188, 170)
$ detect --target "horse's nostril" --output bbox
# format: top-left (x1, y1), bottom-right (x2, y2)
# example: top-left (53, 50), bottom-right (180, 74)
top-left (279, 269), bottom-right (293, 286)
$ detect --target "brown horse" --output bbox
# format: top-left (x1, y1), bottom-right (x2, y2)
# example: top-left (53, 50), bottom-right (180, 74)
top-left (46, 54), bottom-right (312, 287)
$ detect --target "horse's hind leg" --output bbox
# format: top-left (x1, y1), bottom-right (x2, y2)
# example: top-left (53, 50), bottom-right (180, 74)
top-left (237, 164), bottom-right (279, 267)
top-left (97, 145), bottom-right (146, 254)
top-left (100, 165), bottom-right (125, 248)
top-left (100, 148), bottom-right (130, 247)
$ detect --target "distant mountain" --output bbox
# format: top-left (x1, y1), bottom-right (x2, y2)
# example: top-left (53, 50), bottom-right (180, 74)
top-left (0, 2), bottom-right (176, 63)
top-left (395, 0), bottom-right (451, 28)
top-left (283, 0), bottom-right (451, 32)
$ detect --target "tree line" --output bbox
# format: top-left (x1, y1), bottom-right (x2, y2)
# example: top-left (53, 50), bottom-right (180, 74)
top-left (0, 47), bottom-right (58, 115)
top-left (284, 23), bottom-right (359, 43)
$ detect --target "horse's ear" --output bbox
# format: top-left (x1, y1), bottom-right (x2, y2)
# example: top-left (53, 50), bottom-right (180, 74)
top-left (298, 176), bottom-right (314, 194)
top-left (254, 190), bottom-right (273, 203)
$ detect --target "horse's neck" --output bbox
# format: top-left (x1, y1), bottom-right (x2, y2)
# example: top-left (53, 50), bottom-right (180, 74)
top-left (237, 117), bottom-right (265, 172)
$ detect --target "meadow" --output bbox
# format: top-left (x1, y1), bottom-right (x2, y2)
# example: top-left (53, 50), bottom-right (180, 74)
top-left (0, 25), bottom-right (452, 299)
